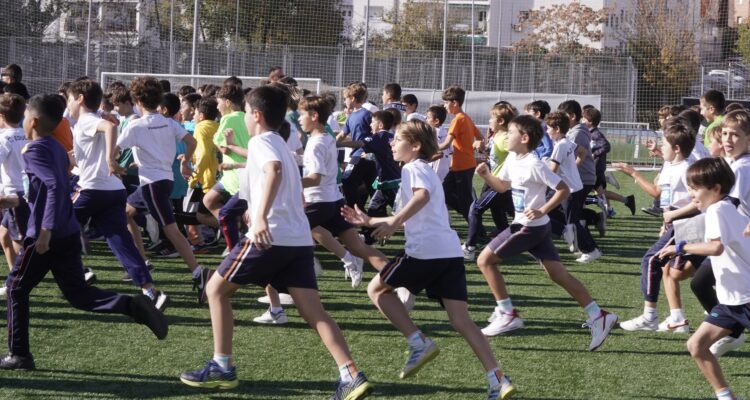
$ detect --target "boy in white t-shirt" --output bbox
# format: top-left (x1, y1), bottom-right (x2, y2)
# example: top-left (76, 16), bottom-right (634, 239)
top-left (0, 93), bottom-right (29, 297)
top-left (116, 77), bottom-right (207, 303)
top-left (66, 79), bottom-right (168, 309)
top-left (615, 122), bottom-right (702, 333)
top-left (402, 94), bottom-right (425, 122)
top-left (180, 86), bottom-right (374, 399)
top-left (425, 105), bottom-right (451, 182)
top-left (657, 158), bottom-right (749, 400)
top-left (342, 120), bottom-right (516, 400)
top-left (475, 115), bottom-right (617, 350)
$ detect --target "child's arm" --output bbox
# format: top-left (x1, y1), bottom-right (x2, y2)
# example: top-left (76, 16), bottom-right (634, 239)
top-left (301, 173), bottom-right (322, 188)
top-left (574, 146), bottom-right (587, 166)
top-left (0, 195), bottom-right (19, 208)
top-left (341, 187), bottom-right (430, 240)
top-left (24, 146), bottom-right (58, 254)
top-left (663, 202), bottom-right (700, 224)
top-left (744, 223), bottom-right (750, 237)
top-left (526, 180), bottom-right (569, 220)
top-left (251, 160), bottom-right (282, 249)
top-left (223, 128), bottom-right (249, 157)
top-left (438, 133), bottom-right (454, 150)
top-left (96, 119), bottom-right (127, 176)
top-left (612, 162), bottom-right (661, 198)
top-left (475, 162), bottom-right (510, 193)
top-left (180, 134), bottom-right (197, 179)
top-left (547, 160), bottom-right (560, 173)
top-left (658, 238), bottom-right (723, 259)
top-left (336, 136), bottom-right (364, 149)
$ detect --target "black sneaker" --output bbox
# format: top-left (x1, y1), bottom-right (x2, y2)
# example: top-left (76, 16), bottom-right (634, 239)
top-left (192, 267), bottom-right (213, 305)
top-left (84, 268), bottom-right (97, 286)
top-left (121, 261), bottom-right (155, 282)
top-left (129, 294), bottom-right (168, 340)
top-left (0, 352), bottom-right (35, 370)
top-left (641, 206), bottom-right (663, 217)
top-left (625, 195), bottom-right (636, 216)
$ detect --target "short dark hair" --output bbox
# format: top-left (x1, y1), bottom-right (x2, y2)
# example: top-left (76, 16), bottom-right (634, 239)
top-left (663, 120), bottom-right (696, 158)
top-left (58, 81), bottom-right (72, 97)
top-left (725, 102), bottom-right (745, 113)
top-left (676, 109), bottom-right (701, 136)
top-left (2, 64), bottom-right (22, 82)
top-left (701, 89), bottom-right (726, 115)
top-left (278, 76), bottom-right (298, 87)
top-left (384, 107), bottom-right (401, 129)
top-left (372, 110), bottom-right (395, 131)
top-left (0, 93), bottom-right (26, 124)
top-left (544, 111), bottom-right (570, 134)
top-left (299, 95), bottom-right (332, 124)
top-left (159, 79), bottom-right (171, 93)
top-left (442, 85), bottom-right (466, 106)
top-left (67, 79), bottom-right (103, 111)
top-left (686, 157), bottom-right (735, 196)
top-left (129, 76), bottom-right (163, 110)
top-left (383, 83), bottom-right (402, 101)
top-left (160, 93), bottom-right (181, 117)
top-left (202, 84), bottom-right (220, 98)
top-left (245, 85), bottom-right (288, 130)
top-left (558, 100), bottom-right (582, 122)
top-left (510, 115), bottom-right (544, 150)
top-left (108, 84), bottom-right (132, 105)
top-left (27, 94), bottom-right (65, 135)
top-left (278, 120), bottom-right (291, 142)
top-left (402, 94), bottom-right (418, 106)
top-left (525, 100), bottom-right (551, 119)
top-left (223, 76), bottom-right (243, 88)
top-left (178, 85), bottom-right (196, 98)
top-left (217, 84), bottom-right (244, 107)
top-left (182, 93), bottom-right (202, 108)
top-left (196, 97), bottom-right (219, 121)
top-left (582, 107), bottom-right (602, 127)
top-left (269, 66), bottom-right (283, 74)
top-left (426, 105), bottom-right (447, 125)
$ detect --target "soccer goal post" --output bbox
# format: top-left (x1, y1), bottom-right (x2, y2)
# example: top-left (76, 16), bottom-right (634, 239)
top-left (99, 72), bottom-right (322, 94)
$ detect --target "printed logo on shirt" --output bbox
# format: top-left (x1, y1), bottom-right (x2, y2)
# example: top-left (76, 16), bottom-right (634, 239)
top-left (660, 184), bottom-right (671, 208)
top-left (512, 187), bottom-right (526, 213)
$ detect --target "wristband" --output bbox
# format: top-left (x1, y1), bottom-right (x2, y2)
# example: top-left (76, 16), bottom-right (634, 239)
top-left (675, 240), bottom-right (687, 255)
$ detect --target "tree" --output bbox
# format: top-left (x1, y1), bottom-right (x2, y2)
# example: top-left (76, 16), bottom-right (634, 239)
top-left (513, 2), bottom-right (611, 54)
top-left (0, 0), bottom-right (66, 37)
top-left (736, 22), bottom-right (750, 64)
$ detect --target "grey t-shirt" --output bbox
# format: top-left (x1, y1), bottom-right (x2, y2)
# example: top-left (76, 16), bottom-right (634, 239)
top-left (566, 123), bottom-right (596, 186)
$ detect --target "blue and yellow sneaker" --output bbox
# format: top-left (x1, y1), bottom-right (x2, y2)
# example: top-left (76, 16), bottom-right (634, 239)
top-left (487, 374), bottom-right (516, 400)
top-left (330, 372), bottom-right (373, 400)
top-left (180, 360), bottom-right (238, 389)
top-left (399, 339), bottom-right (439, 379)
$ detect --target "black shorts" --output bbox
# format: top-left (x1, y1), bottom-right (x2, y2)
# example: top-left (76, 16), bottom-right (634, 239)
top-left (595, 172), bottom-right (607, 190)
top-left (380, 252), bottom-right (468, 302)
top-left (1, 196), bottom-right (29, 241)
top-left (305, 199), bottom-right (353, 236)
top-left (187, 188), bottom-right (210, 215)
top-left (216, 236), bottom-right (317, 293)
top-left (210, 182), bottom-right (234, 205)
top-left (127, 180), bottom-right (176, 226)
top-left (705, 303), bottom-right (750, 338)
top-left (487, 223), bottom-right (561, 262)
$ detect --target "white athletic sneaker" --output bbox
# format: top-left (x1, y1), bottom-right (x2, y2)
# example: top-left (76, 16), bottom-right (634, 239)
top-left (253, 309), bottom-right (288, 325)
top-left (399, 338), bottom-right (439, 379)
top-left (462, 244), bottom-right (476, 262)
top-left (258, 293), bottom-right (295, 306)
top-left (482, 309), bottom-right (524, 336)
top-left (710, 333), bottom-right (747, 357)
top-left (145, 215), bottom-right (160, 244)
top-left (657, 317), bottom-right (690, 333)
top-left (587, 310), bottom-right (618, 351)
top-left (0, 286), bottom-right (6, 299)
top-left (576, 248), bottom-right (602, 263)
top-left (344, 256), bottom-right (364, 288)
top-left (563, 224), bottom-right (577, 252)
top-left (620, 314), bottom-right (658, 331)
top-left (313, 257), bottom-right (323, 277)
top-left (396, 287), bottom-right (416, 311)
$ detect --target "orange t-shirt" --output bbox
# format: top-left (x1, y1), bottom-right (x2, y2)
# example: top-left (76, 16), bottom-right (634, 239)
top-left (448, 112), bottom-right (480, 171)
top-left (52, 118), bottom-right (74, 152)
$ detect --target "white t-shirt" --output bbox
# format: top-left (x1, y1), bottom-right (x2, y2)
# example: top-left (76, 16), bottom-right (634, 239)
top-left (429, 126), bottom-right (451, 182)
top-left (73, 112), bottom-right (125, 191)
top-left (0, 127), bottom-right (28, 195)
top-left (362, 102), bottom-right (379, 114)
top-left (406, 113), bottom-right (426, 122)
top-left (691, 140), bottom-right (711, 161)
top-left (549, 138), bottom-right (583, 193)
top-left (303, 133), bottom-right (343, 203)
top-left (395, 159), bottom-right (462, 260)
top-left (242, 131), bottom-right (313, 247)
top-left (285, 116), bottom-right (304, 154)
top-left (326, 115), bottom-right (341, 133)
top-left (497, 152), bottom-right (562, 227)
top-left (728, 154), bottom-right (750, 218)
top-left (657, 159), bottom-right (692, 209)
top-left (705, 200), bottom-right (750, 306)
top-left (117, 113), bottom-right (187, 185)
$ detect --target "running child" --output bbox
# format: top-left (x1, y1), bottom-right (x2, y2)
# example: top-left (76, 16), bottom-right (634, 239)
top-left (342, 120), bottom-right (517, 400)
top-left (425, 105), bottom-right (451, 182)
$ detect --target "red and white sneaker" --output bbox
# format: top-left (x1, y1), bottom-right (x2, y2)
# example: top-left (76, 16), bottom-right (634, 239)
top-left (657, 317), bottom-right (690, 333)
top-left (482, 309), bottom-right (524, 336)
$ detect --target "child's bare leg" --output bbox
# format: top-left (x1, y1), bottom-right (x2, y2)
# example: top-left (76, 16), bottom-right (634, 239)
top-left (196, 211), bottom-right (218, 229)
top-left (663, 262), bottom-right (694, 312)
top-left (477, 248), bottom-right (510, 301)
top-left (687, 322), bottom-right (733, 392)
top-left (540, 260), bottom-right (594, 307)
top-left (312, 226), bottom-right (346, 258)
top-left (367, 275), bottom-right (420, 336)
top-left (265, 285), bottom-right (281, 309)
top-left (0, 226), bottom-right (16, 270)
top-left (339, 229), bottom-right (388, 271)
top-left (288, 286), bottom-right (354, 366)
top-left (207, 272), bottom-right (241, 359)
top-left (163, 223), bottom-right (199, 270)
top-left (126, 205), bottom-right (147, 259)
top-left (443, 298), bottom-right (499, 371)
top-left (605, 190), bottom-right (626, 203)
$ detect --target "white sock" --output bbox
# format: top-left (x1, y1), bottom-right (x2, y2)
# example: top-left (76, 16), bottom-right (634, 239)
top-left (496, 298), bottom-right (513, 314)
top-left (407, 330), bottom-right (426, 347)
top-left (716, 388), bottom-right (734, 400)
top-left (338, 361), bottom-right (358, 384)
top-left (341, 251), bottom-right (355, 264)
top-left (270, 306), bottom-right (283, 314)
top-left (643, 306), bottom-right (657, 321)
top-left (584, 302), bottom-right (602, 320)
top-left (670, 308), bottom-right (686, 322)
top-left (142, 287), bottom-right (156, 300)
top-left (213, 353), bottom-right (232, 371)
top-left (487, 368), bottom-right (503, 386)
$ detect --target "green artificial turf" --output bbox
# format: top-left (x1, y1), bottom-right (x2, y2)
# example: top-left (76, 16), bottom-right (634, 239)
top-left (0, 171), bottom-right (747, 399)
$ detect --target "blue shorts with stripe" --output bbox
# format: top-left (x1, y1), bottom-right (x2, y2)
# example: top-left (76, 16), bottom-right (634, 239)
top-left (127, 180), bottom-right (176, 226)
top-left (705, 303), bottom-right (750, 338)
top-left (216, 236), bottom-right (317, 293)
top-left (380, 251), bottom-right (467, 302)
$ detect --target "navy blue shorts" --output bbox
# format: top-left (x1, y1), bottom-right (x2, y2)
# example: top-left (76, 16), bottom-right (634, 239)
top-left (705, 303), bottom-right (750, 337)
top-left (210, 182), bottom-right (234, 204)
top-left (305, 199), bottom-right (353, 236)
top-left (128, 180), bottom-right (176, 226)
top-left (1, 194), bottom-right (29, 241)
top-left (487, 223), bottom-right (561, 262)
top-left (216, 236), bottom-right (317, 293)
top-left (380, 252), bottom-right (468, 302)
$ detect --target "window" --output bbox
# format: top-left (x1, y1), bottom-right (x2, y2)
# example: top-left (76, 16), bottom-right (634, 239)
top-left (738, 16), bottom-right (744, 25)
top-left (478, 11), bottom-right (486, 22)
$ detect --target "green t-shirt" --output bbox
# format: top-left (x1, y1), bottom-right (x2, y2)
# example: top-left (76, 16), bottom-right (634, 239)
top-left (490, 132), bottom-right (509, 176)
top-left (704, 115), bottom-right (724, 148)
top-left (213, 111), bottom-right (250, 194)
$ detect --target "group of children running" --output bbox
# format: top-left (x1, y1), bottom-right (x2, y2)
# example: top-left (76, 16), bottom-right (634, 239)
top-left (0, 61), bottom-right (747, 400)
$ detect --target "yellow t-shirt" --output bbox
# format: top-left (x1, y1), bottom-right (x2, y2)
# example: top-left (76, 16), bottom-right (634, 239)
top-left (189, 119), bottom-right (220, 193)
